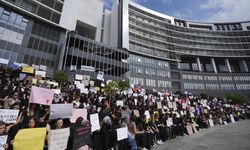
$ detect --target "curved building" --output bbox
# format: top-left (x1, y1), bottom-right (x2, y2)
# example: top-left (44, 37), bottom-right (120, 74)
top-left (107, 0), bottom-right (250, 98)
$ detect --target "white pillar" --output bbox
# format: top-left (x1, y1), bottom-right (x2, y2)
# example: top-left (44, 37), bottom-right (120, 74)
top-left (242, 60), bottom-right (249, 72)
top-left (196, 57), bottom-right (202, 72)
top-left (225, 59), bottom-right (232, 73)
top-left (211, 58), bottom-right (217, 73)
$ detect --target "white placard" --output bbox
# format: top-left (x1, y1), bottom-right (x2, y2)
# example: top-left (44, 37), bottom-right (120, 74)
top-left (116, 100), bottom-right (124, 107)
top-left (157, 102), bottom-right (162, 109)
top-left (0, 109), bottom-right (19, 123)
top-left (97, 71), bottom-right (104, 80)
top-left (168, 101), bottom-right (173, 108)
top-left (224, 121), bottom-right (227, 125)
top-left (48, 128), bottom-right (70, 150)
top-left (116, 127), bottom-right (128, 141)
top-left (35, 70), bottom-right (46, 77)
top-left (166, 118), bottom-right (173, 127)
top-left (0, 58), bottom-right (9, 64)
top-left (208, 119), bottom-right (214, 127)
top-left (134, 99), bottom-right (138, 106)
top-left (39, 65), bottom-right (47, 71)
top-left (0, 135), bottom-right (8, 150)
top-left (90, 113), bottom-right (100, 132)
top-left (52, 89), bottom-right (61, 94)
top-left (144, 110), bottom-right (150, 119)
top-left (182, 103), bottom-right (187, 109)
top-left (230, 114), bottom-right (235, 123)
top-left (173, 102), bottom-right (177, 111)
top-left (49, 104), bottom-right (73, 120)
top-left (75, 74), bottom-right (84, 80)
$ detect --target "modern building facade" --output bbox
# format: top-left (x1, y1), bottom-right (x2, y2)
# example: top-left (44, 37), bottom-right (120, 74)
top-left (0, 0), bottom-right (128, 80)
top-left (0, 0), bottom-right (250, 98)
top-left (106, 0), bottom-right (250, 98)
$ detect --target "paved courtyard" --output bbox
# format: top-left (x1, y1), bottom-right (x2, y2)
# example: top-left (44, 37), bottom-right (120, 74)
top-left (154, 120), bottom-right (250, 150)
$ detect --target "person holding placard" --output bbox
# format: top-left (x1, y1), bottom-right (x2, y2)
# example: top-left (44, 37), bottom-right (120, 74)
top-left (0, 121), bottom-right (9, 150)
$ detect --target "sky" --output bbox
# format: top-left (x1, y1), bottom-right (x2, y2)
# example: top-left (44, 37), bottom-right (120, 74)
top-left (103, 0), bottom-right (250, 23)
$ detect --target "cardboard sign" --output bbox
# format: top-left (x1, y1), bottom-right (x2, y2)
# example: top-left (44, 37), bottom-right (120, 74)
top-left (186, 125), bottom-right (194, 135)
top-left (49, 104), bottom-right (73, 120)
top-left (0, 109), bottom-right (19, 123)
top-left (48, 128), bottom-right (70, 150)
top-left (73, 127), bottom-right (92, 150)
top-left (116, 127), bottom-right (128, 141)
top-left (70, 109), bottom-right (88, 123)
top-left (29, 86), bottom-right (54, 105)
top-left (0, 135), bottom-right (8, 150)
top-left (96, 71), bottom-right (104, 80)
top-left (90, 113), bottom-right (100, 132)
top-left (14, 128), bottom-right (46, 150)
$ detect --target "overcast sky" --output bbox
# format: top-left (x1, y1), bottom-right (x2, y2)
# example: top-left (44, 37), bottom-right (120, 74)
top-left (103, 0), bottom-right (250, 23)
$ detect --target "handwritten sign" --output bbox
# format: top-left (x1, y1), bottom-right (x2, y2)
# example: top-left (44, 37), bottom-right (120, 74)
top-left (48, 128), bottom-right (70, 150)
top-left (90, 113), bottom-right (100, 132)
top-left (29, 86), bottom-right (54, 105)
top-left (116, 127), bottom-right (128, 141)
top-left (0, 109), bottom-right (19, 123)
top-left (116, 100), bottom-right (124, 107)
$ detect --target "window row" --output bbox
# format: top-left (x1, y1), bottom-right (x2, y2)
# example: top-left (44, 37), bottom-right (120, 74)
top-left (0, 27), bottom-right (24, 45)
top-left (129, 54), bottom-right (169, 67)
top-left (27, 37), bottom-right (58, 55)
top-left (158, 80), bottom-right (171, 88)
top-left (218, 76), bottom-right (233, 81)
top-left (182, 74), bottom-right (203, 80)
top-left (23, 54), bottom-right (55, 67)
top-left (220, 84), bottom-right (235, 90)
top-left (184, 83), bottom-right (205, 90)
top-left (234, 76), bottom-right (250, 81)
top-left (236, 84), bottom-right (250, 90)
top-left (0, 7), bottom-right (28, 30)
top-left (205, 84), bottom-right (220, 90)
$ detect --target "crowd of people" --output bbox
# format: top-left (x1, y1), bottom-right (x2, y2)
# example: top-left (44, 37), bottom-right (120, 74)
top-left (0, 64), bottom-right (250, 150)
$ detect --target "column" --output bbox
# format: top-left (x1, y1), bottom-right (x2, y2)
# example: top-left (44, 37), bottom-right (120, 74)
top-left (242, 60), bottom-right (249, 72)
top-left (196, 57), bottom-right (202, 72)
top-left (225, 58), bottom-right (232, 73)
top-left (211, 58), bottom-right (217, 73)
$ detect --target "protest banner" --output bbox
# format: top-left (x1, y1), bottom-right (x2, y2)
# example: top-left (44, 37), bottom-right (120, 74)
top-left (90, 113), bottom-right (100, 132)
top-left (70, 109), bottom-right (88, 123)
top-left (73, 126), bottom-right (92, 150)
top-left (21, 66), bottom-right (34, 74)
top-left (0, 135), bottom-right (7, 150)
top-left (39, 65), bottom-right (47, 71)
top-left (0, 109), bottom-right (19, 123)
top-left (116, 100), bottom-right (124, 107)
top-left (49, 104), bottom-right (73, 120)
top-left (29, 86), bottom-right (54, 105)
top-left (157, 102), bottom-right (162, 109)
top-left (116, 127), bottom-right (128, 141)
top-left (144, 110), bottom-right (150, 119)
top-left (13, 128), bottom-right (46, 150)
top-left (48, 128), bottom-right (70, 150)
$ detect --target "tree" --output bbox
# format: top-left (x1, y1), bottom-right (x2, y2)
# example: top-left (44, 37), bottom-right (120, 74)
top-left (225, 92), bottom-right (247, 104)
top-left (118, 80), bottom-right (130, 92)
top-left (103, 81), bottom-right (119, 94)
top-left (54, 72), bottom-right (68, 87)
